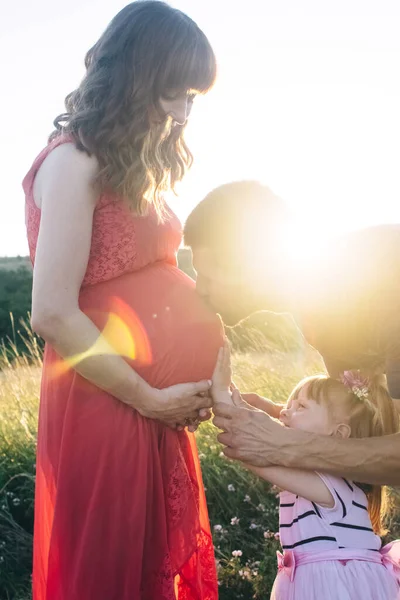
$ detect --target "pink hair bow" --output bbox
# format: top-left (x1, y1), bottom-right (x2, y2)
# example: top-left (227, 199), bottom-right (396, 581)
top-left (276, 550), bottom-right (296, 581)
top-left (340, 370), bottom-right (370, 400)
top-left (380, 541), bottom-right (400, 584)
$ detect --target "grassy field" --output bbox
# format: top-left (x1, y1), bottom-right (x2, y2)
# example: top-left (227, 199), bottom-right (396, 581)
top-left (0, 324), bottom-right (399, 599)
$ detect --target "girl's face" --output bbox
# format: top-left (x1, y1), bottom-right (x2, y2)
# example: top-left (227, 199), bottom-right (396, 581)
top-left (279, 385), bottom-right (335, 435)
top-left (158, 89), bottom-right (195, 125)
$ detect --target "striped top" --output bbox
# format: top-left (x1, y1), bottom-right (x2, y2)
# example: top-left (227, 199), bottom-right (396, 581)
top-left (279, 473), bottom-right (381, 553)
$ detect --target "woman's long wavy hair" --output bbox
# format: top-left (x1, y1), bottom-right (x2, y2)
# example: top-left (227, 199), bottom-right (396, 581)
top-left (289, 374), bottom-right (400, 536)
top-left (50, 1), bottom-right (216, 218)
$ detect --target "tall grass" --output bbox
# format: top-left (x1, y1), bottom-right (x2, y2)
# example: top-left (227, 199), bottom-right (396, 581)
top-left (0, 318), bottom-right (41, 599)
top-left (0, 315), bottom-right (399, 599)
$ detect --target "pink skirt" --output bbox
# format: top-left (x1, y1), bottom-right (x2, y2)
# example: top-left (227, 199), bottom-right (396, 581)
top-left (271, 546), bottom-right (400, 600)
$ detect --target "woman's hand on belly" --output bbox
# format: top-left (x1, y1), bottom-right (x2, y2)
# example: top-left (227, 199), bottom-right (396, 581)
top-left (138, 379), bottom-right (213, 428)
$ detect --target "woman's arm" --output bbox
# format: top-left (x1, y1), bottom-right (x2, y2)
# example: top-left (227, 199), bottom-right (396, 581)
top-left (31, 143), bottom-right (212, 427)
top-left (245, 464), bottom-right (334, 507)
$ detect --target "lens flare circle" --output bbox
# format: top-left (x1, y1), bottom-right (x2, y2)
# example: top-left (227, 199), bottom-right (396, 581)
top-left (50, 297), bottom-right (152, 379)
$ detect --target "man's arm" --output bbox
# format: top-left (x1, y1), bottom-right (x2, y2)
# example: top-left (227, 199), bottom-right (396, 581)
top-left (213, 402), bottom-right (400, 486)
top-left (284, 430), bottom-right (400, 486)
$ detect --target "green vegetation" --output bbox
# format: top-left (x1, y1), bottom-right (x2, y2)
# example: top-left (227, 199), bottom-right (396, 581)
top-left (0, 321), bottom-right (399, 599)
top-left (0, 261), bottom-right (34, 360)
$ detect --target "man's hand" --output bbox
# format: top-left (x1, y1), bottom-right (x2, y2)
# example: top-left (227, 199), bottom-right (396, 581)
top-left (213, 391), bottom-right (400, 485)
top-left (213, 390), bottom-right (292, 466)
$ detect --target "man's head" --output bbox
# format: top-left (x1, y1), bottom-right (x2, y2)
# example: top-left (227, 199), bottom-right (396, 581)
top-left (184, 181), bottom-right (291, 325)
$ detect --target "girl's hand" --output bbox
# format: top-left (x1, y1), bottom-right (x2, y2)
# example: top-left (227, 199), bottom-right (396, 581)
top-left (139, 380), bottom-right (213, 429)
top-left (212, 339), bottom-right (232, 391)
top-left (211, 339), bottom-right (233, 404)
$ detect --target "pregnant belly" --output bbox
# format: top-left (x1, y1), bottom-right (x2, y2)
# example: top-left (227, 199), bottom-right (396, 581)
top-left (79, 262), bottom-right (224, 388)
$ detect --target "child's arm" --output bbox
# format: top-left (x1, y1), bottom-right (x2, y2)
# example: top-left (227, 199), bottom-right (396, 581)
top-left (211, 340), bottom-right (233, 405)
top-left (224, 390), bottom-right (334, 506)
top-left (241, 393), bottom-right (284, 419)
top-left (246, 463), bottom-right (334, 507)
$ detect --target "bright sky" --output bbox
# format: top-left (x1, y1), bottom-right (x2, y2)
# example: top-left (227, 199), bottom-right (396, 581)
top-left (1, 0), bottom-right (399, 257)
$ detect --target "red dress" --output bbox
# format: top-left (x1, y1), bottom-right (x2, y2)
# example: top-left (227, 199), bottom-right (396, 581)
top-left (23, 136), bottom-right (222, 600)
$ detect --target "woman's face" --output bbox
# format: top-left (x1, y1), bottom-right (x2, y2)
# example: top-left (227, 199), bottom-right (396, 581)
top-left (158, 89), bottom-right (195, 125)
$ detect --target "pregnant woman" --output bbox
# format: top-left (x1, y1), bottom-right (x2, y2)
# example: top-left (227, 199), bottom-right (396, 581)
top-left (23, 3), bottom-right (222, 599)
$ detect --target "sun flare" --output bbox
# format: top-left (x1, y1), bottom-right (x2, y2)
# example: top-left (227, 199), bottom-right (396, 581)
top-left (234, 210), bottom-right (339, 292)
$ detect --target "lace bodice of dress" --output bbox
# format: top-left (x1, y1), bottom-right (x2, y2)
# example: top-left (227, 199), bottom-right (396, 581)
top-left (23, 136), bottom-right (183, 287)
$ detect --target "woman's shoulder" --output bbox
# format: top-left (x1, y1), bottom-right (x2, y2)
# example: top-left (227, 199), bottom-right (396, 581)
top-left (23, 136), bottom-right (98, 205)
top-left (38, 141), bottom-right (98, 184)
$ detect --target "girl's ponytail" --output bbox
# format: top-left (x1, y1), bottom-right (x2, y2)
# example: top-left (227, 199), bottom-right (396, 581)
top-left (352, 375), bottom-right (399, 535)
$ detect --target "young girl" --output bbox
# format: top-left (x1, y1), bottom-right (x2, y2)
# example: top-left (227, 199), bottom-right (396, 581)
top-left (212, 343), bottom-right (400, 599)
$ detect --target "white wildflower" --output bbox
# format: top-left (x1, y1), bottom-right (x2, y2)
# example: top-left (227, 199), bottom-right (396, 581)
top-left (264, 530), bottom-right (274, 539)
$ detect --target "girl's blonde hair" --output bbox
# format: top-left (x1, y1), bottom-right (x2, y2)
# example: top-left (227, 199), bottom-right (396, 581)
top-left (289, 373), bottom-right (400, 535)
